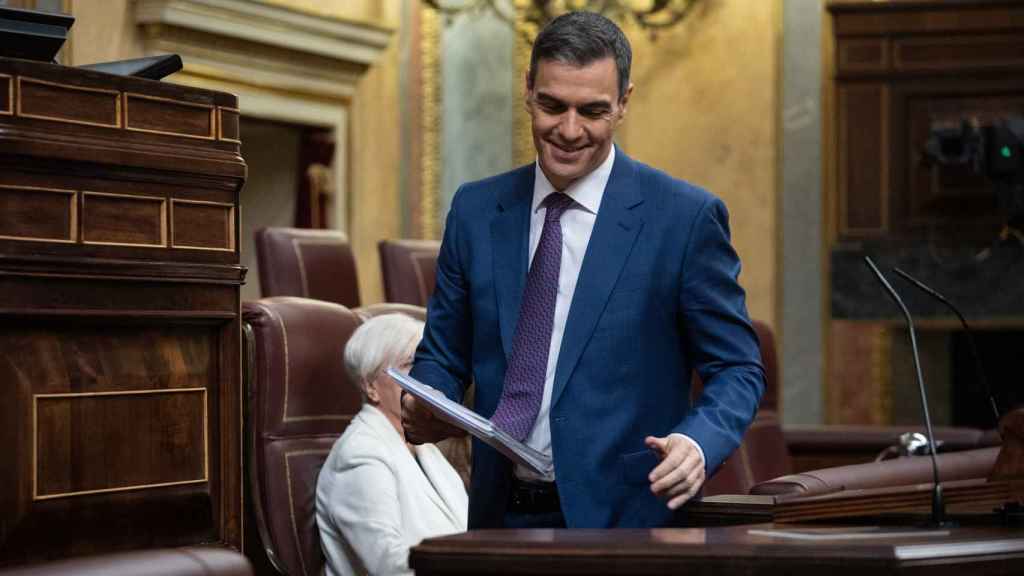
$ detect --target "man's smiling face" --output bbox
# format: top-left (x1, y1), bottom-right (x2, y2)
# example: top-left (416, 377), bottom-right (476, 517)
top-left (526, 57), bottom-right (632, 191)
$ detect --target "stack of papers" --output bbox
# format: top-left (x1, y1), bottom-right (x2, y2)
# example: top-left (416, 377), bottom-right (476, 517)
top-left (387, 368), bottom-right (554, 481)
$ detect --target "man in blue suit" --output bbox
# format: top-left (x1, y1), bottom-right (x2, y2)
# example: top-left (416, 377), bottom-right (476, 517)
top-left (403, 11), bottom-right (764, 529)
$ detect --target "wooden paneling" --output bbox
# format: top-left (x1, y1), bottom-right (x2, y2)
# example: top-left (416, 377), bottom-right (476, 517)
top-left (832, 5), bottom-right (1024, 37)
top-left (34, 389), bottom-right (207, 500)
top-left (17, 77), bottom-right (120, 128)
top-left (837, 38), bottom-right (889, 73)
top-left (0, 186), bottom-right (75, 243)
top-left (218, 107), bottom-right (240, 143)
top-left (829, 1), bottom-right (1024, 239)
top-left (0, 57), bottom-right (244, 567)
top-left (895, 35), bottom-right (1024, 71)
top-left (82, 191), bottom-right (166, 247)
top-left (0, 74), bottom-right (10, 115)
top-left (125, 93), bottom-right (215, 140)
top-left (837, 84), bottom-right (888, 235)
top-left (171, 199), bottom-right (235, 251)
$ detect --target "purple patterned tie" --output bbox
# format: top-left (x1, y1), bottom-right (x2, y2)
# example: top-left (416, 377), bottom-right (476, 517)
top-left (492, 192), bottom-right (575, 441)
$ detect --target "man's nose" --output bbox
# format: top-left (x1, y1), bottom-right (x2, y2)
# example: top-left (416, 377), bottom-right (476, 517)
top-left (557, 110), bottom-right (584, 141)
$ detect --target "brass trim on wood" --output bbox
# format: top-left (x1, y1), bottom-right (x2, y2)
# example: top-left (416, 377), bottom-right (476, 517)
top-left (17, 76), bottom-right (122, 128)
top-left (0, 73), bottom-right (12, 115)
top-left (169, 198), bottom-right (236, 252)
top-left (284, 449), bottom-right (331, 576)
top-left (0, 185), bottom-right (77, 243)
top-left (32, 387), bottom-right (209, 501)
top-left (81, 190), bottom-right (168, 248)
top-left (124, 92), bottom-right (217, 140)
top-left (217, 106), bottom-right (241, 143)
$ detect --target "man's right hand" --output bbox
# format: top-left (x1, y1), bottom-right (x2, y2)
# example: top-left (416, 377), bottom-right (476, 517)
top-left (400, 390), bottom-right (467, 444)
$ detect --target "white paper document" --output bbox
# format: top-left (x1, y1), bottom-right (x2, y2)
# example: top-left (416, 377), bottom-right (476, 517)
top-left (387, 368), bottom-right (555, 481)
top-left (747, 526), bottom-right (951, 541)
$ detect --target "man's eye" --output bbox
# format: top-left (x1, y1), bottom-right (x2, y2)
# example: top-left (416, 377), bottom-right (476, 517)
top-left (580, 108), bottom-right (609, 119)
top-left (538, 101), bottom-right (565, 113)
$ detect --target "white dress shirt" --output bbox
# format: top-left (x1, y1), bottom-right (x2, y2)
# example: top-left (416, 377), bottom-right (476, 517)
top-left (517, 146), bottom-right (705, 481)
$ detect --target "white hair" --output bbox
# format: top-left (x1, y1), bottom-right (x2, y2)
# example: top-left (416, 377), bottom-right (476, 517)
top-left (343, 313), bottom-right (424, 395)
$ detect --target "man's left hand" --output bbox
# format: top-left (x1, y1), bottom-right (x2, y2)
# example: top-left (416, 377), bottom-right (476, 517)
top-left (645, 433), bottom-right (706, 510)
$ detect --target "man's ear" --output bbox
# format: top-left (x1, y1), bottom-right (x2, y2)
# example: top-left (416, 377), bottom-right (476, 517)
top-left (524, 69), bottom-right (534, 115)
top-left (617, 82), bottom-right (635, 122)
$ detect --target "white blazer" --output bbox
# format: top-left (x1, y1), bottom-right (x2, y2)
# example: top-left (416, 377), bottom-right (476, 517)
top-left (316, 404), bottom-right (468, 576)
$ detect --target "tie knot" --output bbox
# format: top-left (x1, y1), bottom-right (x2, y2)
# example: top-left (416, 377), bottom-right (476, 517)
top-left (542, 193), bottom-right (574, 222)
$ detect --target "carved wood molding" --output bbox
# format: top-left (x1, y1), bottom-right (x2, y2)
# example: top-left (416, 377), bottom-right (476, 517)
top-left (135, 0), bottom-right (393, 101)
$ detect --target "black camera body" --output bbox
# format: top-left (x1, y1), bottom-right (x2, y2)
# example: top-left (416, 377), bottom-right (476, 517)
top-left (925, 116), bottom-right (1024, 229)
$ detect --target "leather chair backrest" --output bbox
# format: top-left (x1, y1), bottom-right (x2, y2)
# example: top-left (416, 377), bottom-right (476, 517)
top-left (378, 239), bottom-right (440, 307)
top-left (244, 297), bottom-right (364, 576)
top-left (702, 319), bottom-right (790, 495)
top-left (750, 446), bottom-right (1000, 498)
top-left (256, 228), bottom-right (361, 307)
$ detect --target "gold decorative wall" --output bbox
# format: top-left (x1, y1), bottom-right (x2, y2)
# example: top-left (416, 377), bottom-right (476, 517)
top-left (616, 0), bottom-right (780, 330)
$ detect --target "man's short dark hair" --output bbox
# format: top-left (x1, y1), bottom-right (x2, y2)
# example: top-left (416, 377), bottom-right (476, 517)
top-left (528, 11), bottom-right (632, 101)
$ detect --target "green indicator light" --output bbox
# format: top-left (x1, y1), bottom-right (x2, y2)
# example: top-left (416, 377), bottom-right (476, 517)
top-left (1001, 146), bottom-right (1013, 158)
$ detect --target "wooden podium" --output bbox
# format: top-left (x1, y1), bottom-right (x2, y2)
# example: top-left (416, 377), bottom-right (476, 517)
top-left (0, 57), bottom-right (245, 566)
top-left (412, 409), bottom-right (1024, 575)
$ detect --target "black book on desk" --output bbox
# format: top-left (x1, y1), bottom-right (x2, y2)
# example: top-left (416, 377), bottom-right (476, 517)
top-left (0, 6), bottom-right (74, 62)
top-left (80, 55), bottom-right (184, 81)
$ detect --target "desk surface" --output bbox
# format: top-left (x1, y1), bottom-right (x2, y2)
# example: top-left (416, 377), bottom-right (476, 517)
top-left (411, 525), bottom-right (1024, 575)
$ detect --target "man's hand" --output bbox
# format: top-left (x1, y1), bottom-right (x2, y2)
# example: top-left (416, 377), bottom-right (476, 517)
top-left (645, 433), bottom-right (706, 510)
top-left (400, 390), bottom-right (467, 445)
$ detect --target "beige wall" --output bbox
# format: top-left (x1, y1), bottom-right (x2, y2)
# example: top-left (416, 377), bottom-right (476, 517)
top-left (55, 1), bottom-right (778, 317)
top-left (260, 0), bottom-right (399, 28)
top-left (618, 0), bottom-right (780, 330)
top-left (349, 13), bottom-right (404, 305)
top-left (61, 0), bottom-right (405, 305)
top-left (65, 0), bottom-right (144, 66)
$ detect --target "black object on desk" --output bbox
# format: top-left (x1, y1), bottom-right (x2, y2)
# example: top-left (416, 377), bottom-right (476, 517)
top-left (0, 6), bottom-right (74, 62)
top-left (80, 54), bottom-right (184, 80)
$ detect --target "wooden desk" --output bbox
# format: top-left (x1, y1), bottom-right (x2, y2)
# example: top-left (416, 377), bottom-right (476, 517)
top-left (0, 57), bottom-right (245, 566)
top-left (411, 525), bottom-right (1024, 575)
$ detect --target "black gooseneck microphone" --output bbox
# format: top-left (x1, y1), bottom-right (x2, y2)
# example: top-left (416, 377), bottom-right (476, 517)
top-left (864, 256), bottom-right (952, 527)
top-left (892, 267), bottom-right (1003, 430)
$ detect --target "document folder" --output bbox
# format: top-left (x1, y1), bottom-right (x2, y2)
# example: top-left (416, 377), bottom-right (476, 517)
top-left (387, 368), bottom-right (555, 481)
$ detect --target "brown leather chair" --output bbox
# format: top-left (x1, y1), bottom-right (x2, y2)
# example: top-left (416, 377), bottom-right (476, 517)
top-left (256, 227), bottom-right (361, 307)
top-left (0, 547), bottom-right (252, 576)
top-left (704, 319), bottom-right (791, 496)
top-left (750, 446), bottom-right (1000, 498)
top-left (378, 239), bottom-right (440, 307)
top-left (243, 297), bottom-right (365, 576)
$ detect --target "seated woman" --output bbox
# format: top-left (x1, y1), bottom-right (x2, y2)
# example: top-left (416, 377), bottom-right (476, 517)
top-left (316, 313), bottom-right (468, 576)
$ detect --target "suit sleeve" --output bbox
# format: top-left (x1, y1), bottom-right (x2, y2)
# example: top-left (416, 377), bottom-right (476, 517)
top-left (671, 196), bottom-right (766, 474)
top-left (410, 187), bottom-right (472, 403)
top-left (321, 456), bottom-right (411, 576)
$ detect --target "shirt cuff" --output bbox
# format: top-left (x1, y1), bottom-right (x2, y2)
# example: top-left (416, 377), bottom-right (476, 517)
top-left (670, 433), bottom-right (706, 472)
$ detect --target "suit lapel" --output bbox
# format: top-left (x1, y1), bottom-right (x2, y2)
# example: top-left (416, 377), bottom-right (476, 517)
top-left (491, 166), bottom-right (535, 361)
top-left (551, 151), bottom-right (644, 409)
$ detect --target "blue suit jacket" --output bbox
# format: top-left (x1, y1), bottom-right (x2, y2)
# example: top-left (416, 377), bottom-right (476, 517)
top-left (411, 150), bottom-right (765, 528)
